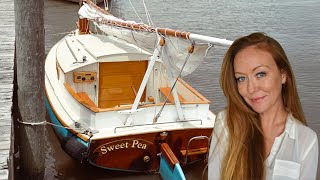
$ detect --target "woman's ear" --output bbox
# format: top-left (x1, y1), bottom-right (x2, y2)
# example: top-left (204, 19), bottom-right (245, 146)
top-left (281, 71), bottom-right (287, 84)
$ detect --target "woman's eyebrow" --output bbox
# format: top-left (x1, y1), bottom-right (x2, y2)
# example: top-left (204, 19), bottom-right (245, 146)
top-left (253, 64), bottom-right (270, 71)
top-left (234, 65), bottom-right (270, 74)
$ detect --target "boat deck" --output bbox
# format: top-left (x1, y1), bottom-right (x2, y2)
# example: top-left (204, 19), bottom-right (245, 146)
top-left (0, 0), bottom-right (14, 179)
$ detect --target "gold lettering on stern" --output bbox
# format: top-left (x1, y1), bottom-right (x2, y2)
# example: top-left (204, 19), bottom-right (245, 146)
top-left (98, 139), bottom-right (151, 155)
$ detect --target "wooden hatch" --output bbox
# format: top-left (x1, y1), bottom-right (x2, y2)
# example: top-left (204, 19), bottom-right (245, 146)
top-left (98, 61), bottom-right (147, 108)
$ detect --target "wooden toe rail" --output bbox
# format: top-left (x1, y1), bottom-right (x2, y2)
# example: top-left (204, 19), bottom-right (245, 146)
top-left (159, 87), bottom-right (185, 103)
top-left (64, 82), bottom-right (99, 112)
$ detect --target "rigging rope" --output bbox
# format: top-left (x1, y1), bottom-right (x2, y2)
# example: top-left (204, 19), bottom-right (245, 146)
top-left (127, 0), bottom-right (154, 27)
top-left (103, 0), bottom-right (109, 11)
top-left (142, 0), bottom-right (154, 27)
top-left (128, 0), bottom-right (144, 24)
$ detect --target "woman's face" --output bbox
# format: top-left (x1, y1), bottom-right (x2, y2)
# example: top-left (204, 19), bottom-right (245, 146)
top-left (233, 45), bottom-right (286, 115)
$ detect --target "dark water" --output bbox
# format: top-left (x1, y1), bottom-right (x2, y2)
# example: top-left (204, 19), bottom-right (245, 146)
top-left (44, 0), bottom-right (320, 179)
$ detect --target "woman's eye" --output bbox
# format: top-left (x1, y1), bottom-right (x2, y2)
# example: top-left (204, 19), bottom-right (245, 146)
top-left (256, 72), bottom-right (266, 78)
top-left (236, 76), bottom-right (246, 82)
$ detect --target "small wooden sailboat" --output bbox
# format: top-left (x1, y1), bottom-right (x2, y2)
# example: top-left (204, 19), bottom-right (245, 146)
top-left (45, 0), bottom-right (232, 178)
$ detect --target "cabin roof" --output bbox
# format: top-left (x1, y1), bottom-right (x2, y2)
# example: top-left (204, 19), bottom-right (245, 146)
top-left (57, 34), bottom-right (151, 73)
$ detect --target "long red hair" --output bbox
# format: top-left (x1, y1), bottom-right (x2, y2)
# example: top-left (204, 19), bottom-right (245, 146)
top-left (218, 32), bottom-right (306, 180)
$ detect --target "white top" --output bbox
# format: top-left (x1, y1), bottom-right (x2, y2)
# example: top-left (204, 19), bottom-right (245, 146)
top-left (208, 110), bottom-right (319, 180)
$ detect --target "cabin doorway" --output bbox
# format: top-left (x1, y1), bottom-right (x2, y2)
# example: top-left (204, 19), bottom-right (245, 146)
top-left (98, 61), bottom-right (147, 108)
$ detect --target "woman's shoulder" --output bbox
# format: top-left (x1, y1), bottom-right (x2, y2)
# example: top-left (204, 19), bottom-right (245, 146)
top-left (290, 114), bottom-right (317, 138)
top-left (214, 109), bottom-right (227, 127)
top-left (288, 114), bottom-right (318, 146)
top-left (216, 109), bottom-right (227, 120)
top-left (213, 109), bottom-right (228, 135)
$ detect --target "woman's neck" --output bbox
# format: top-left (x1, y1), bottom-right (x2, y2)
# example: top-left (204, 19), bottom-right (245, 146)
top-left (260, 104), bottom-right (288, 158)
top-left (260, 107), bottom-right (288, 132)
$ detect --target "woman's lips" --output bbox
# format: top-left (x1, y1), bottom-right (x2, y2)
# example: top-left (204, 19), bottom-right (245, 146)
top-left (251, 96), bottom-right (265, 103)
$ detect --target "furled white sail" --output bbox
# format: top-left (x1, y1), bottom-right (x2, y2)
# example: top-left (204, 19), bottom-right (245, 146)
top-left (78, 1), bottom-right (219, 77)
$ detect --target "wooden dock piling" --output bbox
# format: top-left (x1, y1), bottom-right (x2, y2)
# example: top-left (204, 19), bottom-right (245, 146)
top-left (14, 0), bottom-right (45, 179)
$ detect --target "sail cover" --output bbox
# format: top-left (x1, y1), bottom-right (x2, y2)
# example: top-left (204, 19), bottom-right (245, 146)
top-left (78, 1), bottom-right (210, 77)
top-left (161, 36), bottom-right (210, 77)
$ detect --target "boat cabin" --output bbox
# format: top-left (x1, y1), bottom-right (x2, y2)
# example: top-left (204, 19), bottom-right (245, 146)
top-left (55, 34), bottom-right (209, 113)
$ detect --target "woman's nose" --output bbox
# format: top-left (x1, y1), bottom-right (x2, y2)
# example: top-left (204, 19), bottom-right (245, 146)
top-left (247, 78), bottom-right (258, 94)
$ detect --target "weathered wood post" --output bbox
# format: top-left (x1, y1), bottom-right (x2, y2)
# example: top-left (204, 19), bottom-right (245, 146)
top-left (14, 0), bottom-right (45, 179)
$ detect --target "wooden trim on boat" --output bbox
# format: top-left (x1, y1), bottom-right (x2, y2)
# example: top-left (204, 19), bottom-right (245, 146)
top-left (56, 61), bottom-right (60, 80)
top-left (77, 18), bottom-right (90, 34)
top-left (178, 78), bottom-right (210, 103)
top-left (64, 82), bottom-right (99, 112)
top-left (180, 147), bottom-right (208, 156)
top-left (63, 78), bottom-right (209, 113)
top-left (88, 128), bottom-right (213, 171)
top-left (160, 143), bottom-right (180, 170)
top-left (159, 87), bottom-right (186, 103)
top-left (77, 92), bottom-right (97, 108)
top-left (131, 85), bottom-right (137, 96)
top-left (45, 88), bottom-right (90, 142)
